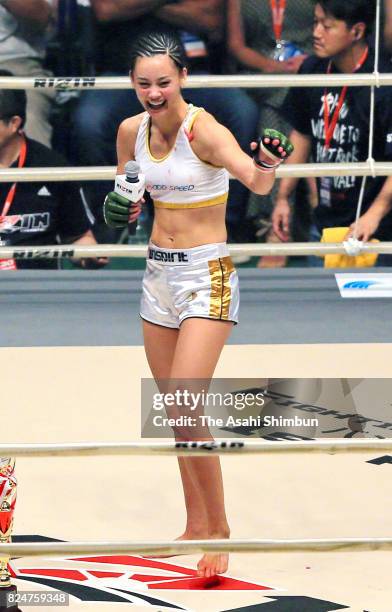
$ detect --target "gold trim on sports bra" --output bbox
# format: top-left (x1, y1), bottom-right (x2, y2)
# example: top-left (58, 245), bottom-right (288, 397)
top-left (186, 107), bottom-right (204, 134)
top-left (153, 193), bottom-right (228, 209)
top-left (146, 104), bottom-right (200, 163)
top-left (146, 118), bottom-right (172, 163)
top-left (184, 108), bottom-right (225, 170)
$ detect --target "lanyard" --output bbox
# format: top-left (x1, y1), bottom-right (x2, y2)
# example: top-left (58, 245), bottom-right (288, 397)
top-left (270, 0), bottom-right (286, 42)
top-left (323, 47), bottom-right (369, 151)
top-left (1, 136), bottom-right (27, 218)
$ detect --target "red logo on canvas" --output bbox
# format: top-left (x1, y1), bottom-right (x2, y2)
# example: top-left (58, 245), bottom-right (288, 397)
top-left (11, 551), bottom-right (272, 607)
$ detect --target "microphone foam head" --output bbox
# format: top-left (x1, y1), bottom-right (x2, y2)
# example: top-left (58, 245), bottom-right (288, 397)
top-left (125, 160), bottom-right (140, 179)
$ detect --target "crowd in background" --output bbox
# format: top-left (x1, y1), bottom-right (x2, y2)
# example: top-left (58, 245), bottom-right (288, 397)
top-left (1, 0), bottom-right (392, 269)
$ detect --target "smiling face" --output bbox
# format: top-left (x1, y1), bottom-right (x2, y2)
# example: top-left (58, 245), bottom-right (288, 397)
top-left (313, 3), bottom-right (364, 59)
top-left (131, 54), bottom-right (187, 116)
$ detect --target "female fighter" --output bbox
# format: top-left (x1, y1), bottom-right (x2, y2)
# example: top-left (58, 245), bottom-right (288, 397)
top-left (104, 31), bottom-right (293, 578)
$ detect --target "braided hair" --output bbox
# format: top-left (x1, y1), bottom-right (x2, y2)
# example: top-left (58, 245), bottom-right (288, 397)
top-left (129, 31), bottom-right (186, 72)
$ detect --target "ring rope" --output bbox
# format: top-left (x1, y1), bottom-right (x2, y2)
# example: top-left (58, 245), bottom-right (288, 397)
top-left (1, 74), bottom-right (392, 90)
top-left (373, 0), bottom-right (382, 89)
top-left (0, 439), bottom-right (391, 457)
top-left (1, 241), bottom-right (392, 259)
top-left (1, 538), bottom-right (391, 557)
top-left (2, 161), bottom-right (392, 183)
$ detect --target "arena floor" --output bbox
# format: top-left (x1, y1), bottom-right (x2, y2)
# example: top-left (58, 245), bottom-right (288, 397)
top-left (2, 268), bottom-right (392, 611)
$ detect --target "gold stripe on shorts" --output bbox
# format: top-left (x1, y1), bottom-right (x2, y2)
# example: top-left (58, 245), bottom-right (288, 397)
top-left (208, 256), bottom-right (234, 320)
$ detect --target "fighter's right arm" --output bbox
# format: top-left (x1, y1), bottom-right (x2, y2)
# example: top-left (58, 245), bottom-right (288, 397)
top-left (272, 129), bottom-right (311, 241)
top-left (91, 0), bottom-right (172, 22)
top-left (116, 114), bottom-right (143, 173)
top-left (103, 114), bottom-right (144, 229)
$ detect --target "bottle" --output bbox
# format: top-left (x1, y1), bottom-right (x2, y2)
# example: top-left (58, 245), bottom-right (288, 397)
top-left (273, 40), bottom-right (304, 62)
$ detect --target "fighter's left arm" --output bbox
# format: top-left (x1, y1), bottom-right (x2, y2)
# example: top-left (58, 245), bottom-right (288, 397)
top-left (191, 112), bottom-right (293, 196)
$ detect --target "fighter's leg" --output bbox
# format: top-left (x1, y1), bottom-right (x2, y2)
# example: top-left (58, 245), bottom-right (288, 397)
top-left (142, 321), bottom-right (208, 540)
top-left (0, 458), bottom-right (17, 587)
top-left (168, 318), bottom-right (233, 577)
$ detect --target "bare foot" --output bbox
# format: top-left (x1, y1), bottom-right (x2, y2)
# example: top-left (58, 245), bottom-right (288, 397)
top-left (197, 552), bottom-right (228, 577)
top-left (142, 529), bottom-right (208, 559)
top-left (197, 531), bottom-right (230, 577)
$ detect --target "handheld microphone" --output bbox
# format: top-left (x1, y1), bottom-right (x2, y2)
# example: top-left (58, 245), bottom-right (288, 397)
top-left (125, 160), bottom-right (141, 183)
top-left (114, 160), bottom-right (146, 203)
top-left (114, 161), bottom-right (146, 236)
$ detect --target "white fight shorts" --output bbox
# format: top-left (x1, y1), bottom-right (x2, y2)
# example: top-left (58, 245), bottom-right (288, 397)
top-left (140, 242), bottom-right (239, 328)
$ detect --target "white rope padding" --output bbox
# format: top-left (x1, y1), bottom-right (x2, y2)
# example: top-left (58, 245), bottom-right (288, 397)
top-left (3, 161), bottom-right (392, 182)
top-left (0, 439), bottom-right (391, 457)
top-left (1, 74), bottom-right (392, 90)
top-left (0, 166), bottom-right (117, 182)
top-left (1, 241), bottom-right (392, 259)
top-left (0, 538), bottom-right (391, 557)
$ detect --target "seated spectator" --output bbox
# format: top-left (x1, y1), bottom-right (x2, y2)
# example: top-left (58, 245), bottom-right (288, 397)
top-left (0, 73), bottom-right (106, 270)
top-left (0, 0), bottom-right (56, 147)
top-left (227, 0), bottom-right (315, 266)
top-left (71, 0), bottom-right (260, 243)
top-left (272, 0), bottom-right (392, 267)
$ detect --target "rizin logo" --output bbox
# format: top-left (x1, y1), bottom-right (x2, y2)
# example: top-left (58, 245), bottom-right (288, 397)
top-left (0, 213), bottom-right (50, 234)
top-left (34, 77), bottom-right (96, 90)
top-left (10, 536), bottom-right (270, 608)
top-left (0, 215), bottom-right (23, 233)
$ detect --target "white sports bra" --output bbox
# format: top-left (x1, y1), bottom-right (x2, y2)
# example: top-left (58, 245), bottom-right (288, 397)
top-left (134, 104), bottom-right (229, 209)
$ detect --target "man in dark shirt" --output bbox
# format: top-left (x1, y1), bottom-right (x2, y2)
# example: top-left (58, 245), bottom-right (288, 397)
top-left (0, 74), bottom-right (105, 269)
top-left (272, 0), bottom-right (392, 264)
top-left (71, 0), bottom-right (260, 242)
